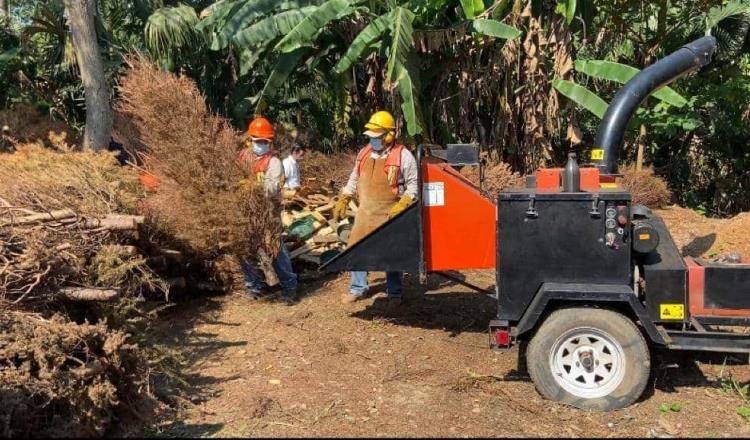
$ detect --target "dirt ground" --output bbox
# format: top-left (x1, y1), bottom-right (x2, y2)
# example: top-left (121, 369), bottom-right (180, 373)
top-left (150, 216), bottom-right (750, 439)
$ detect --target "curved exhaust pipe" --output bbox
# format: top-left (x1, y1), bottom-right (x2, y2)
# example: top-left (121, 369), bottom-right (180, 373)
top-left (593, 36), bottom-right (717, 175)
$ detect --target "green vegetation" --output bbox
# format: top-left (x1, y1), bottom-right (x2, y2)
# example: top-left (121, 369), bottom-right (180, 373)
top-left (3, 0), bottom-right (750, 215)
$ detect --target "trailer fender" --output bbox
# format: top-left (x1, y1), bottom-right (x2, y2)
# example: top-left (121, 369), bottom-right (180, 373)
top-left (514, 282), bottom-right (667, 346)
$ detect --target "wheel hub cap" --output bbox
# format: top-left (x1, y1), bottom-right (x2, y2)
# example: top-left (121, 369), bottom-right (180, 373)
top-left (550, 327), bottom-right (626, 399)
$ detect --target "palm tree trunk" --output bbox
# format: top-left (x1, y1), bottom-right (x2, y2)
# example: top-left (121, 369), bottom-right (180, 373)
top-left (62, 0), bottom-right (112, 151)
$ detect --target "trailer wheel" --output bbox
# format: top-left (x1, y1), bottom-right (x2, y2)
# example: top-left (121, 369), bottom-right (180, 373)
top-left (526, 308), bottom-right (650, 411)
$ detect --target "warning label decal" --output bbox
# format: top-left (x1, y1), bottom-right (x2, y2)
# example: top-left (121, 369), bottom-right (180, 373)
top-left (660, 304), bottom-right (685, 320)
top-left (423, 182), bottom-right (445, 207)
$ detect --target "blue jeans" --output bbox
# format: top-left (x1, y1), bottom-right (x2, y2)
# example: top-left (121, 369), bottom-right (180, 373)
top-left (242, 239), bottom-right (298, 293)
top-left (349, 271), bottom-right (403, 298)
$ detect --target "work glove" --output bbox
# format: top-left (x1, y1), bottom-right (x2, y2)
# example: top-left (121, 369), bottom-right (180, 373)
top-left (256, 171), bottom-right (265, 183)
top-left (388, 195), bottom-right (413, 219)
top-left (282, 188), bottom-right (297, 201)
top-left (332, 194), bottom-right (352, 223)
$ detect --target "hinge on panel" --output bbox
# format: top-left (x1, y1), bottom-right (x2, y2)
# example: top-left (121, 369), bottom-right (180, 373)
top-left (525, 195), bottom-right (538, 218)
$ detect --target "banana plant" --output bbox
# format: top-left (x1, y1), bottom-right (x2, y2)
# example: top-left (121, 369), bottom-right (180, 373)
top-left (553, 59), bottom-right (688, 119)
top-left (189, 0), bottom-right (522, 137)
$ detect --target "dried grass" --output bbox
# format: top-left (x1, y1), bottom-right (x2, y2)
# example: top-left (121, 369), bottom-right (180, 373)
top-left (299, 151), bottom-right (355, 191)
top-left (0, 103), bottom-right (77, 145)
top-left (117, 58), bottom-right (280, 261)
top-left (619, 164), bottom-right (672, 208)
top-left (0, 310), bottom-right (159, 438)
top-left (461, 161), bottom-right (524, 195)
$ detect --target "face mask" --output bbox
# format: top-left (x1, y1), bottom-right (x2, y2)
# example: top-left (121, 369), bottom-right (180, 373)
top-left (252, 141), bottom-right (270, 156)
top-left (369, 137), bottom-right (384, 151)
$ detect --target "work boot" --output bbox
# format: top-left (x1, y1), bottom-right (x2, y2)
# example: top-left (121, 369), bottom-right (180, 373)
top-left (246, 288), bottom-right (267, 300)
top-left (341, 293), bottom-right (363, 304)
top-left (281, 289), bottom-right (300, 305)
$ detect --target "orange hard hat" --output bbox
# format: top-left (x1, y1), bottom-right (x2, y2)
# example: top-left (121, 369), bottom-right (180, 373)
top-left (247, 117), bottom-right (274, 140)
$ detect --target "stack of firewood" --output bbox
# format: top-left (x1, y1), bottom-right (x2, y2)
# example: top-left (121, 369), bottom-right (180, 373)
top-left (281, 178), bottom-right (358, 266)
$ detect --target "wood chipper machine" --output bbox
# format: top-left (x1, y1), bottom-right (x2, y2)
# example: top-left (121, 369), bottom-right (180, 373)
top-left (323, 36), bottom-right (750, 411)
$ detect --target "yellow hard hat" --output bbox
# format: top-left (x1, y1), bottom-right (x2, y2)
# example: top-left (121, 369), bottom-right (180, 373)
top-left (364, 111), bottom-right (396, 136)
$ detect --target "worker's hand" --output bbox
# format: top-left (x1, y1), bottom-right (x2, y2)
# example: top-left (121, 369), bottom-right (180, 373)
top-left (388, 195), bottom-right (413, 219)
top-left (282, 188), bottom-right (297, 200)
top-left (332, 195), bottom-right (352, 223)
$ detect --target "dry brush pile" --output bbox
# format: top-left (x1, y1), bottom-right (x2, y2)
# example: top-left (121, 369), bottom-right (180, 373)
top-left (0, 311), bottom-right (156, 438)
top-left (116, 58), bottom-right (282, 292)
top-left (619, 164), bottom-right (672, 208)
top-left (0, 140), bottom-right (165, 307)
top-left (0, 138), bottom-right (168, 436)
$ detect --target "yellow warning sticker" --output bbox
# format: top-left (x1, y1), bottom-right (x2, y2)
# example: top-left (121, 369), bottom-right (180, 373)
top-left (639, 234), bottom-right (651, 240)
top-left (660, 304), bottom-right (685, 320)
top-left (591, 149), bottom-right (604, 160)
top-left (600, 183), bottom-right (618, 189)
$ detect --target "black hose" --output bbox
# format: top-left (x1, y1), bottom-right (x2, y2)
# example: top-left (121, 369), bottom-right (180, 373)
top-left (594, 36), bottom-right (717, 175)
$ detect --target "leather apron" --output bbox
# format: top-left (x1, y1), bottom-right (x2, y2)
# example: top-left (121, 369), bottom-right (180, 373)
top-left (347, 155), bottom-right (398, 246)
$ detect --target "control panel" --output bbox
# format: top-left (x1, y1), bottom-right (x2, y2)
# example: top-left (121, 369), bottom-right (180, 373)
top-left (604, 202), bottom-right (629, 249)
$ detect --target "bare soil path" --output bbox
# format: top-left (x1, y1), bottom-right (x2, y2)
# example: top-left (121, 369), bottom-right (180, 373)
top-left (152, 268), bottom-right (750, 438)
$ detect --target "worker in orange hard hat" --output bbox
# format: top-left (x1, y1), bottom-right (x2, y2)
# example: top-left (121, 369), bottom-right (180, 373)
top-left (238, 116), bottom-right (299, 305)
top-left (332, 111), bottom-right (417, 308)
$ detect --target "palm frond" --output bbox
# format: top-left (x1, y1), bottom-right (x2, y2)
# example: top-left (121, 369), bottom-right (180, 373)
top-left (333, 11), bottom-right (391, 75)
top-left (254, 49), bottom-right (305, 113)
top-left (274, 0), bottom-right (356, 53)
top-left (233, 7), bottom-right (317, 49)
top-left (385, 6), bottom-right (415, 87)
top-left (145, 4), bottom-right (200, 58)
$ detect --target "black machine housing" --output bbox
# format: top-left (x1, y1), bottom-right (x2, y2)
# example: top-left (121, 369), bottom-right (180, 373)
top-left (494, 35), bottom-right (750, 353)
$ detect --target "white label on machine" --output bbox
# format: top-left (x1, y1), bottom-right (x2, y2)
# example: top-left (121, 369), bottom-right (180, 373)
top-left (423, 182), bottom-right (445, 207)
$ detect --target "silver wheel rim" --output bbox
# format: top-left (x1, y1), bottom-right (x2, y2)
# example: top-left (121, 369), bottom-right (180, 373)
top-left (549, 327), bottom-right (626, 399)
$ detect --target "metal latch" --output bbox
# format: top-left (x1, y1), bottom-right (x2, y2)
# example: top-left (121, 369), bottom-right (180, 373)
top-left (590, 194), bottom-right (601, 217)
top-left (526, 195), bottom-right (538, 218)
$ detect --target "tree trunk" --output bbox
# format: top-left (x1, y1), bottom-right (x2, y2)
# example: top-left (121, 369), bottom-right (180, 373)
top-left (62, 0), bottom-right (112, 151)
top-left (0, 0), bottom-right (8, 18)
top-left (636, 124), bottom-right (646, 172)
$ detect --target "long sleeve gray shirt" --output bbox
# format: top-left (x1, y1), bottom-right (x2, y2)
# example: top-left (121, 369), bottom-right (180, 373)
top-left (342, 147), bottom-right (418, 199)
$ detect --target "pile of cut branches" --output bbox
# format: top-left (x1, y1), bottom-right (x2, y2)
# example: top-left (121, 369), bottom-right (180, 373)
top-left (117, 58), bottom-right (280, 278)
top-left (0, 142), bottom-right (165, 307)
top-left (0, 310), bottom-right (159, 438)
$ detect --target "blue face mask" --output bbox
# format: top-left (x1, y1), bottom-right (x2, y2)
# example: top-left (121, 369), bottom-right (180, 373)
top-left (369, 137), bottom-right (384, 151)
top-left (252, 141), bottom-right (270, 156)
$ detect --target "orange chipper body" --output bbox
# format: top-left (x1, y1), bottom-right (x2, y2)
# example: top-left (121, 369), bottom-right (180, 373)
top-left (421, 157), bottom-right (496, 271)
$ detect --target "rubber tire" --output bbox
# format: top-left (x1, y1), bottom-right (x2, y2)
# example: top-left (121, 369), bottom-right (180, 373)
top-left (526, 307), bottom-right (651, 411)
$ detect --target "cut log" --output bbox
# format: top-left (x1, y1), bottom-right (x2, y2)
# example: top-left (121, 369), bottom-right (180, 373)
top-left (60, 287), bottom-right (119, 302)
top-left (314, 202), bottom-right (334, 213)
top-left (290, 244), bottom-right (313, 259)
top-left (313, 235), bottom-right (339, 244)
top-left (258, 249), bottom-right (279, 287)
top-left (83, 215), bottom-right (141, 230)
top-left (1, 209), bottom-right (76, 226)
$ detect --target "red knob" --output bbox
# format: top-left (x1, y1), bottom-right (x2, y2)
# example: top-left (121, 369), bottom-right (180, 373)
top-left (618, 215), bottom-right (627, 226)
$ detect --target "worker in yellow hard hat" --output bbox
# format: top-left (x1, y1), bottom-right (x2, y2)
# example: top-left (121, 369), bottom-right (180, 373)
top-left (332, 111), bottom-right (417, 307)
